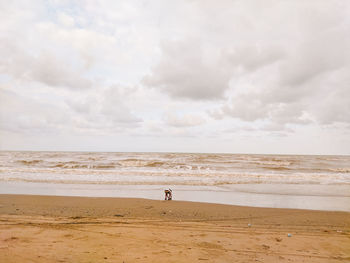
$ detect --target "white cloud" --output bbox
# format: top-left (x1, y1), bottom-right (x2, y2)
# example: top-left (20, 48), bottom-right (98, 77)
top-left (207, 1), bottom-right (350, 129)
top-left (144, 0), bottom-right (350, 133)
top-left (164, 111), bottom-right (206, 127)
top-left (57, 12), bottom-right (75, 27)
top-left (66, 85), bottom-right (143, 129)
top-left (0, 0), bottom-right (349, 154)
top-left (144, 39), bottom-right (231, 100)
top-left (225, 45), bottom-right (285, 73)
top-left (0, 43), bottom-right (92, 90)
top-left (0, 88), bottom-right (71, 134)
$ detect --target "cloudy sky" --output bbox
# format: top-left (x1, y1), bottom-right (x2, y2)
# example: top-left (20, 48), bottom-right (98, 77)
top-left (0, 0), bottom-right (349, 154)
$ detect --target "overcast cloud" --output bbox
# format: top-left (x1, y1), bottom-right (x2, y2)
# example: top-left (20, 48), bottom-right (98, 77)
top-left (0, 0), bottom-right (349, 154)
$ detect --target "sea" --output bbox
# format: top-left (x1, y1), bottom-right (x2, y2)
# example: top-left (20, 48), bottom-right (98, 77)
top-left (0, 151), bottom-right (349, 211)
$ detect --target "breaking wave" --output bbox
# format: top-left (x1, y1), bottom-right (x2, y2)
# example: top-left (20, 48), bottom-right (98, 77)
top-left (17, 160), bottom-right (42, 165)
top-left (52, 163), bottom-right (116, 169)
top-left (1, 151), bottom-right (349, 186)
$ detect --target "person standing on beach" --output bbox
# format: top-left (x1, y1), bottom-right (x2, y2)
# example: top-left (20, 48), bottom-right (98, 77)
top-left (164, 189), bottom-right (172, 200)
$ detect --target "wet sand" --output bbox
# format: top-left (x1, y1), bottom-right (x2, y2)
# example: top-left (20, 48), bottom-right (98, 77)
top-left (0, 194), bottom-right (349, 262)
top-left (2, 182), bottom-right (349, 211)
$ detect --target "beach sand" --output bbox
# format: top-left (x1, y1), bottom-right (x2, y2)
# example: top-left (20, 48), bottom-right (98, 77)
top-left (0, 195), bottom-right (349, 262)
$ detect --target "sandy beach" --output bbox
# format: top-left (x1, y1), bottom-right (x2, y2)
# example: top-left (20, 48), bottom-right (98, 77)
top-left (0, 194), bottom-right (349, 262)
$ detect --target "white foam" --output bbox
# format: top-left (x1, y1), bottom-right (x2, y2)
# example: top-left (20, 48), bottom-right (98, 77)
top-left (0, 151), bottom-right (349, 186)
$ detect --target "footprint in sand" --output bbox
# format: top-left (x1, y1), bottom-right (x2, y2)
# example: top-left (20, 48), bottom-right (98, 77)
top-left (262, 244), bottom-right (270, 250)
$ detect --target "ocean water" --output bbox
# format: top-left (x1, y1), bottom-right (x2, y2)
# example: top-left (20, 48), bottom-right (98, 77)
top-left (0, 151), bottom-right (349, 211)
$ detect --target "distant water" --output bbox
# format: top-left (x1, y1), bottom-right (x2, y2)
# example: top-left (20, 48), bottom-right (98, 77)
top-left (0, 151), bottom-right (349, 185)
top-left (0, 151), bottom-right (349, 211)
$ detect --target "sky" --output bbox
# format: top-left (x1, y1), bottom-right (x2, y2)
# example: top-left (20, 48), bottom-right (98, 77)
top-left (0, 0), bottom-right (349, 155)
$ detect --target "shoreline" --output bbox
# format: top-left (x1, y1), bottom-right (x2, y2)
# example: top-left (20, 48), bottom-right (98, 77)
top-left (1, 194), bottom-right (349, 262)
top-left (1, 181), bottom-right (349, 212)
